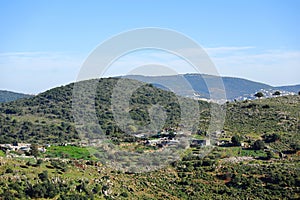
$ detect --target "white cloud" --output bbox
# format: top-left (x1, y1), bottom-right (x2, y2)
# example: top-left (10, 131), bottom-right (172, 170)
top-left (94, 47), bottom-right (300, 86)
top-left (0, 47), bottom-right (299, 94)
top-left (103, 50), bottom-right (196, 77)
top-left (103, 48), bottom-right (222, 77)
top-left (206, 47), bottom-right (300, 86)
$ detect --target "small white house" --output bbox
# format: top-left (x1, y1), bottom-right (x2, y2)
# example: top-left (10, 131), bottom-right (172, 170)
top-left (190, 139), bottom-right (210, 147)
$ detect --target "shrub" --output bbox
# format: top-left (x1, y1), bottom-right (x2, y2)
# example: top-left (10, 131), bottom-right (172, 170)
top-left (266, 151), bottom-right (274, 160)
top-left (120, 192), bottom-right (129, 197)
top-left (231, 135), bottom-right (241, 146)
top-left (263, 133), bottom-right (280, 143)
top-left (38, 170), bottom-right (48, 182)
top-left (5, 168), bottom-right (13, 173)
top-left (254, 92), bottom-right (264, 98)
top-left (253, 140), bottom-right (265, 150)
top-left (37, 159), bottom-right (43, 166)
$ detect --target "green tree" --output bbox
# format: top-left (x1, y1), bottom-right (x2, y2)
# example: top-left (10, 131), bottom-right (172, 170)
top-left (30, 144), bottom-right (39, 158)
top-left (36, 159), bottom-right (43, 166)
top-left (254, 92), bottom-right (264, 98)
top-left (5, 168), bottom-right (13, 173)
top-left (272, 91), bottom-right (281, 96)
top-left (266, 151), bottom-right (274, 160)
top-left (253, 140), bottom-right (265, 150)
top-left (290, 143), bottom-right (300, 151)
top-left (38, 170), bottom-right (48, 182)
top-left (231, 135), bottom-right (241, 146)
top-left (121, 192), bottom-right (129, 197)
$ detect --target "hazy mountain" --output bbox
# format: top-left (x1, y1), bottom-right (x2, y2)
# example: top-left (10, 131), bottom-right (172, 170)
top-left (124, 74), bottom-right (299, 100)
top-left (275, 84), bottom-right (300, 93)
top-left (0, 90), bottom-right (33, 103)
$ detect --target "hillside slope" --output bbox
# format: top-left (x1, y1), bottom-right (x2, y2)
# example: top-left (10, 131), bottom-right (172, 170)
top-left (276, 84), bottom-right (300, 93)
top-left (0, 90), bottom-right (32, 103)
top-left (0, 78), bottom-right (208, 144)
top-left (0, 77), bottom-right (299, 149)
top-left (125, 74), bottom-right (299, 100)
top-left (0, 78), bottom-right (299, 199)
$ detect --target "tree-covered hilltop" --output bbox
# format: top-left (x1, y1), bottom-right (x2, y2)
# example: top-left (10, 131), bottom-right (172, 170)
top-left (0, 78), bottom-right (299, 199)
top-left (225, 96), bottom-right (299, 134)
top-left (0, 78), bottom-right (210, 144)
top-left (0, 90), bottom-right (32, 103)
top-left (0, 77), bottom-right (299, 151)
top-left (224, 95), bottom-right (300, 152)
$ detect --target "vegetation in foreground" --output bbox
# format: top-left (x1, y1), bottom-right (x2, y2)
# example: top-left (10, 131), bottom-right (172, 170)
top-left (0, 145), bottom-right (299, 199)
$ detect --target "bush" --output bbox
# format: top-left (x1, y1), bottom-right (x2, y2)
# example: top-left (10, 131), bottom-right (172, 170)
top-left (5, 168), bottom-right (13, 173)
top-left (254, 92), bottom-right (264, 98)
top-left (262, 104), bottom-right (270, 109)
top-left (120, 192), bottom-right (129, 197)
top-left (263, 133), bottom-right (280, 143)
top-left (37, 159), bottom-right (43, 166)
top-left (92, 184), bottom-right (101, 194)
top-left (38, 170), bottom-right (48, 182)
top-left (231, 135), bottom-right (241, 146)
top-left (290, 143), bottom-right (300, 151)
top-left (253, 140), bottom-right (265, 150)
top-left (266, 151), bottom-right (274, 160)
top-left (30, 144), bottom-right (39, 158)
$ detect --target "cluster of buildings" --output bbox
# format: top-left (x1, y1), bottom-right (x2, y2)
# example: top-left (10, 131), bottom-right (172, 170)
top-left (0, 143), bottom-right (47, 154)
top-left (236, 89), bottom-right (296, 101)
top-left (135, 129), bottom-right (225, 148)
top-left (145, 138), bottom-right (180, 147)
top-left (144, 137), bottom-right (212, 148)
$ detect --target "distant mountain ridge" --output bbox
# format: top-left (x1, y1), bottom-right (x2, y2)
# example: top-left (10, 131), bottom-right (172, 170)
top-left (0, 90), bottom-right (33, 103)
top-left (124, 74), bottom-right (300, 100)
top-left (1, 74), bottom-right (299, 103)
top-left (276, 85), bottom-right (300, 93)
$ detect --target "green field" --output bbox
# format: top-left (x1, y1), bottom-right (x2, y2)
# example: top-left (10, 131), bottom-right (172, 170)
top-left (45, 145), bottom-right (95, 160)
top-left (216, 147), bottom-right (267, 158)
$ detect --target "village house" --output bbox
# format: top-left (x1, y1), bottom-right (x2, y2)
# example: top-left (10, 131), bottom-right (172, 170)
top-left (0, 143), bottom-right (47, 154)
top-left (145, 137), bottom-right (180, 147)
top-left (0, 143), bottom-right (31, 152)
top-left (190, 139), bottom-right (211, 147)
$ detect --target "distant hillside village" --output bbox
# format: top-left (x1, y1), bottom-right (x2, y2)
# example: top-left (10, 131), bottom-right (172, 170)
top-left (233, 89), bottom-right (297, 102)
top-left (0, 143), bottom-right (47, 157)
top-left (0, 128), bottom-right (281, 159)
top-left (193, 89), bottom-right (298, 103)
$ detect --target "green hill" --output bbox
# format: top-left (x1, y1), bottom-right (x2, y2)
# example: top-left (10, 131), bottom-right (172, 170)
top-left (0, 77), bottom-right (298, 158)
top-left (224, 95), bottom-right (300, 152)
top-left (0, 90), bottom-right (32, 103)
top-left (0, 78), bottom-right (209, 144)
top-left (0, 78), bottom-right (299, 148)
top-left (0, 78), bottom-right (299, 199)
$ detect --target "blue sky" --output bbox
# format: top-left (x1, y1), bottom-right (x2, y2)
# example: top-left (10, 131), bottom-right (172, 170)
top-left (0, 0), bottom-right (299, 94)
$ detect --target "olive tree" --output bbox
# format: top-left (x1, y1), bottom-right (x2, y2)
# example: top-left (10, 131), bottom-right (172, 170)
top-left (254, 92), bottom-right (264, 98)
